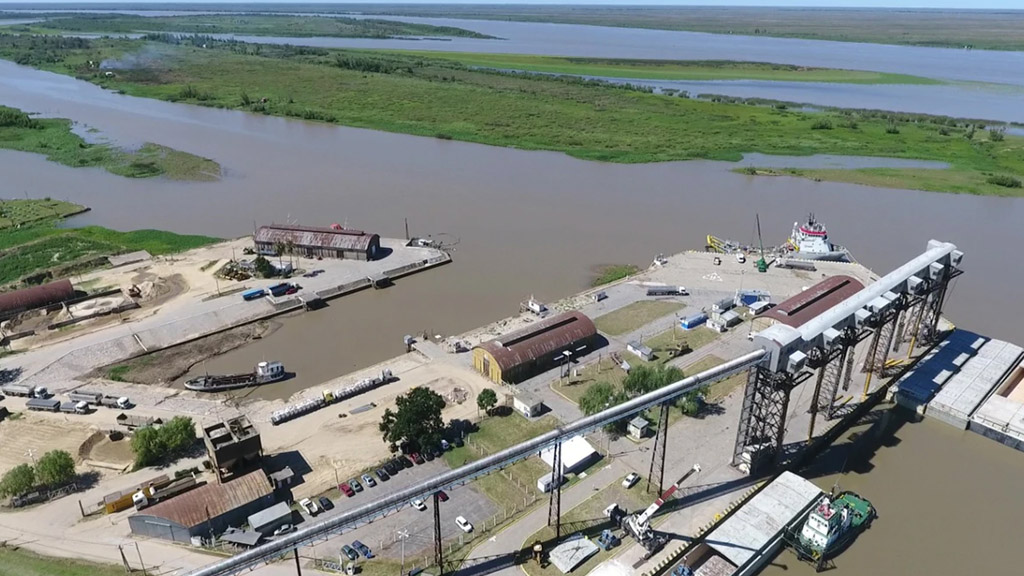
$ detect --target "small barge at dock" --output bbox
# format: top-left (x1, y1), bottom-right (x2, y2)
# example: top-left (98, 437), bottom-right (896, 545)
top-left (185, 361), bottom-right (286, 392)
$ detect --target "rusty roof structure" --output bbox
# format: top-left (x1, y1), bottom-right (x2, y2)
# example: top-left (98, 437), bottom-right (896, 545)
top-left (135, 470), bottom-right (270, 529)
top-left (254, 224), bottom-right (378, 252)
top-left (0, 279), bottom-right (74, 315)
top-left (761, 275), bottom-right (865, 328)
top-left (476, 311), bottom-right (597, 372)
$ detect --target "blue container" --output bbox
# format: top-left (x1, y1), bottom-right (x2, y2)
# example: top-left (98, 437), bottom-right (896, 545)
top-left (242, 289), bottom-right (266, 301)
top-left (681, 313), bottom-right (708, 330)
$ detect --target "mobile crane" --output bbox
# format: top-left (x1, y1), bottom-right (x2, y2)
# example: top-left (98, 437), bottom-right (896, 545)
top-left (604, 464), bottom-right (701, 558)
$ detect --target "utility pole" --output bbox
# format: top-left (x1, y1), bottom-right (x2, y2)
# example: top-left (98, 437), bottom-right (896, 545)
top-left (134, 542), bottom-right (147, 576)
top-left (398, 529), bottom-right (410, 576)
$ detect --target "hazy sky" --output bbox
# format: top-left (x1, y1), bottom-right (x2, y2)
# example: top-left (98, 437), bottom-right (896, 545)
top-left (2, 1), bottom-right (1020, 9)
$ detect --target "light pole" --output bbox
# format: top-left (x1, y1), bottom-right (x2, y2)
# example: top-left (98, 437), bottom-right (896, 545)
top-left (397, 529), bottom-right (409, 576)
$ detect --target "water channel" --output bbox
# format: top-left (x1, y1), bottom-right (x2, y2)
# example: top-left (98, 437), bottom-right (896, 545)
top-left (0, 59), bottom-right (1020, 398)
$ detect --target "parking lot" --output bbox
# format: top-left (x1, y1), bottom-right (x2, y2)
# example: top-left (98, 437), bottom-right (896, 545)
top-left (292, 452), bottom-right (498, 564)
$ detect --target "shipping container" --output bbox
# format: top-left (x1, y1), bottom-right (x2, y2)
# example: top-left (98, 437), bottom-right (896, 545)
top-left (680, 313), bottom-right (708, 330)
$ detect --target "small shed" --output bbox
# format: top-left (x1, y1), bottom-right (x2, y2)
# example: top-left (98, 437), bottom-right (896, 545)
top-left (248, 501), bottom-right (293, 536)
top-left (721, 310), bottom-right (742, 327)
top-left (267, 467), bottom-right (294, 490)
top-left (712, 297), bottom-right (735, 313)
top-left (628, 416), bottom-right (649, 440)
top-left (541, 435), bottom-right (598, 475)
top-left (513, 390), bottom-right (545, 418)
top-left (627, 341), bottom-right (654, 362)
top-left (681, 313), bottom-right (708, 330)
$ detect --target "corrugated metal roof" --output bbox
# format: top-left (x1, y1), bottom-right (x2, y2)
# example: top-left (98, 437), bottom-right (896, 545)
top-left (476, 311), bottom-right (596, 372)
top-left (135, 470), bottom-right (270, 529)
top-left (0, 279), bottom-right (74, 314)
top-left (761, 275), bottom-right (864, 328)
top-left (247, 501), bottom-right (292, 530)
top-left (707, 471), bottom-right (821, 567)
top-left (254, 225), bottom-right (378, 252)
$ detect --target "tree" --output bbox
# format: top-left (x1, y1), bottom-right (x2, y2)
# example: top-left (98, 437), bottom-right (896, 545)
top-left (0, 464), bottom-right (35, 497)
top-left (579, 381), bottom-right (619, 416)
top-left (131, 417), bottom-right (196, 469)
top-left (476, 388), bottom-right (498, 416)
top-left (253, 255), bottom-right (273, 278)
top-left (380, 387), bottom-right (447, 453)
top-left (273, 241), bottom-right (286, 269)
top-left (622, 364), bottom-right (682, 398)
top-left (131, 425), bottom-right (165, 468)
top-left (678, 385), bottom-right (710, 417)
top-left (34, 450), bottom-right (75, 487)
top-left (161, 416), bottom-right (197, 457)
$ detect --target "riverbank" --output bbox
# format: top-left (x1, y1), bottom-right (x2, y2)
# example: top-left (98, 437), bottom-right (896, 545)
top-left (1, 35), bottom-right (1020, 198)
top-left (0, 105), bottom-right (220, 181)
top-left (358, 6), bottom-right (1024, 52)
top-left (22, 12), bottom-right (496, 39)
top-left (0, 200), bottom-right (219, 286)
top-left (372, 52), bottom-right (938, 84)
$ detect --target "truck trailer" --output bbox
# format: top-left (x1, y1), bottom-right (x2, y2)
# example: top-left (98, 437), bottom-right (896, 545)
top-left (26, 398), bottom-right (61, 412)
top-left (1, 384), bottom-right (48, 398)
top-left (60, 401), bottom-right (89, 414)
top-left (69, 391), bottom-right (131, 409)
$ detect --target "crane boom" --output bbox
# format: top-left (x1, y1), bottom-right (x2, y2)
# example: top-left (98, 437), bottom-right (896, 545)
top-left (634, 464), bottom-right (701, 526)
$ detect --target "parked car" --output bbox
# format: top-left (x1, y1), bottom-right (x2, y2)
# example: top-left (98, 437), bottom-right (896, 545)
top-left (435, 490), bottom-right (449, 502)
top-left (622, 473), bottom-right (640, 489)
top-left (453, 436), bottom-right (464, 448)
top-left (341, 544), bottom-right (358, 561)
top-left (384, 460), bottom-right (398, 475)
top-left (423, 450), bottom-right (435, 462)
top-left (455, 516), bottom-right (473, 533)
top-left (410, 453), bottom-right (424, 465)
top-left (352, 540), bottom-right (374, 559)
top-left (349, 478), bottom-right (363, 493)
top-left (397, 456), bottom-right (413, 469)
top-left (411, 499), bottom-right (427, 511)
top-left (299, 498), bottom-right (318, 516)
top-left (318, 496), bottom-right (334, 511)
top-left (339, 483), bottom-right (355, 497)
top-left (440, 439), bottom-right (451, 451)
top-left (361, 473), bottom-right (377, 488)
top-left (376, 468), bottom-right (390, 481)
top-left (273, 524), bottom-right (295, 536)
top-left (429, 444), bottom-right (443, 458)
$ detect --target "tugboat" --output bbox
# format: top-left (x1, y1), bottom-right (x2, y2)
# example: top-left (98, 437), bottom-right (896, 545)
top-left (185, 361), bottom-right (286, 392)
top-left (786, 214), bottom-right (852, 262)
top-left (793, 484), bottom-right (875, 568)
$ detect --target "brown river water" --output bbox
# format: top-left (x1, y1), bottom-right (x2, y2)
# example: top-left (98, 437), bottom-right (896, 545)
top-left (764, 409), bottom-right (1024, 576)
top-left (0, 60), bottom-right (1021, 398)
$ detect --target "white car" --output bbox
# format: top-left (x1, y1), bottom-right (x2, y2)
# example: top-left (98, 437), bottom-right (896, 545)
top-left (299, 498), bottom-right (319, 516)
top-left (455, 516), bottom-right (473, 533)
top-left (622, 473), bottom-right (640, 489)
top-left (411, 499), bottom-right (427, 511)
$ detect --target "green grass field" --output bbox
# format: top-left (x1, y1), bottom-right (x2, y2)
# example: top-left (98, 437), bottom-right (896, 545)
top-left (643, 327), bottom-right (721, 362)
top-left (443, 413), bottom-right (559, 511)
top-left (378, 51), bottom-right (938, 84)
top-left (0, 211), bottom-right (220, 286)
top-left (0, 105), bottom-right (220, 181)
top-left (684, 355), bottom-right (750, 402)
top-left (1, 35), bottom-right (1020, 197)
top-left (0, 547), bottom-right (125, 576)
top-left (594, 301), bottom-right (685, 336)
top-left (31, 13), bottom-right (495, 39)
top-left (0, 198), bottom-right (85, 229)
top-left (590, 264), bottom-right (640, 287)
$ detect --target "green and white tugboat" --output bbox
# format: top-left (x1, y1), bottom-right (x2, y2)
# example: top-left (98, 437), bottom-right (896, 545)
top-left (793, 484), bottom-right (875, 570)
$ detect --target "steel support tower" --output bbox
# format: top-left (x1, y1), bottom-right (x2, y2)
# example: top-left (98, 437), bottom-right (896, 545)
top-left (646, 401), bottom-right (671, 495)
top-left (547, 442), bottom-right (562, 541)
top-left (732, 364), bottom-right (795, 475)
top-left (433, 491), bottom-right (443, 574)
